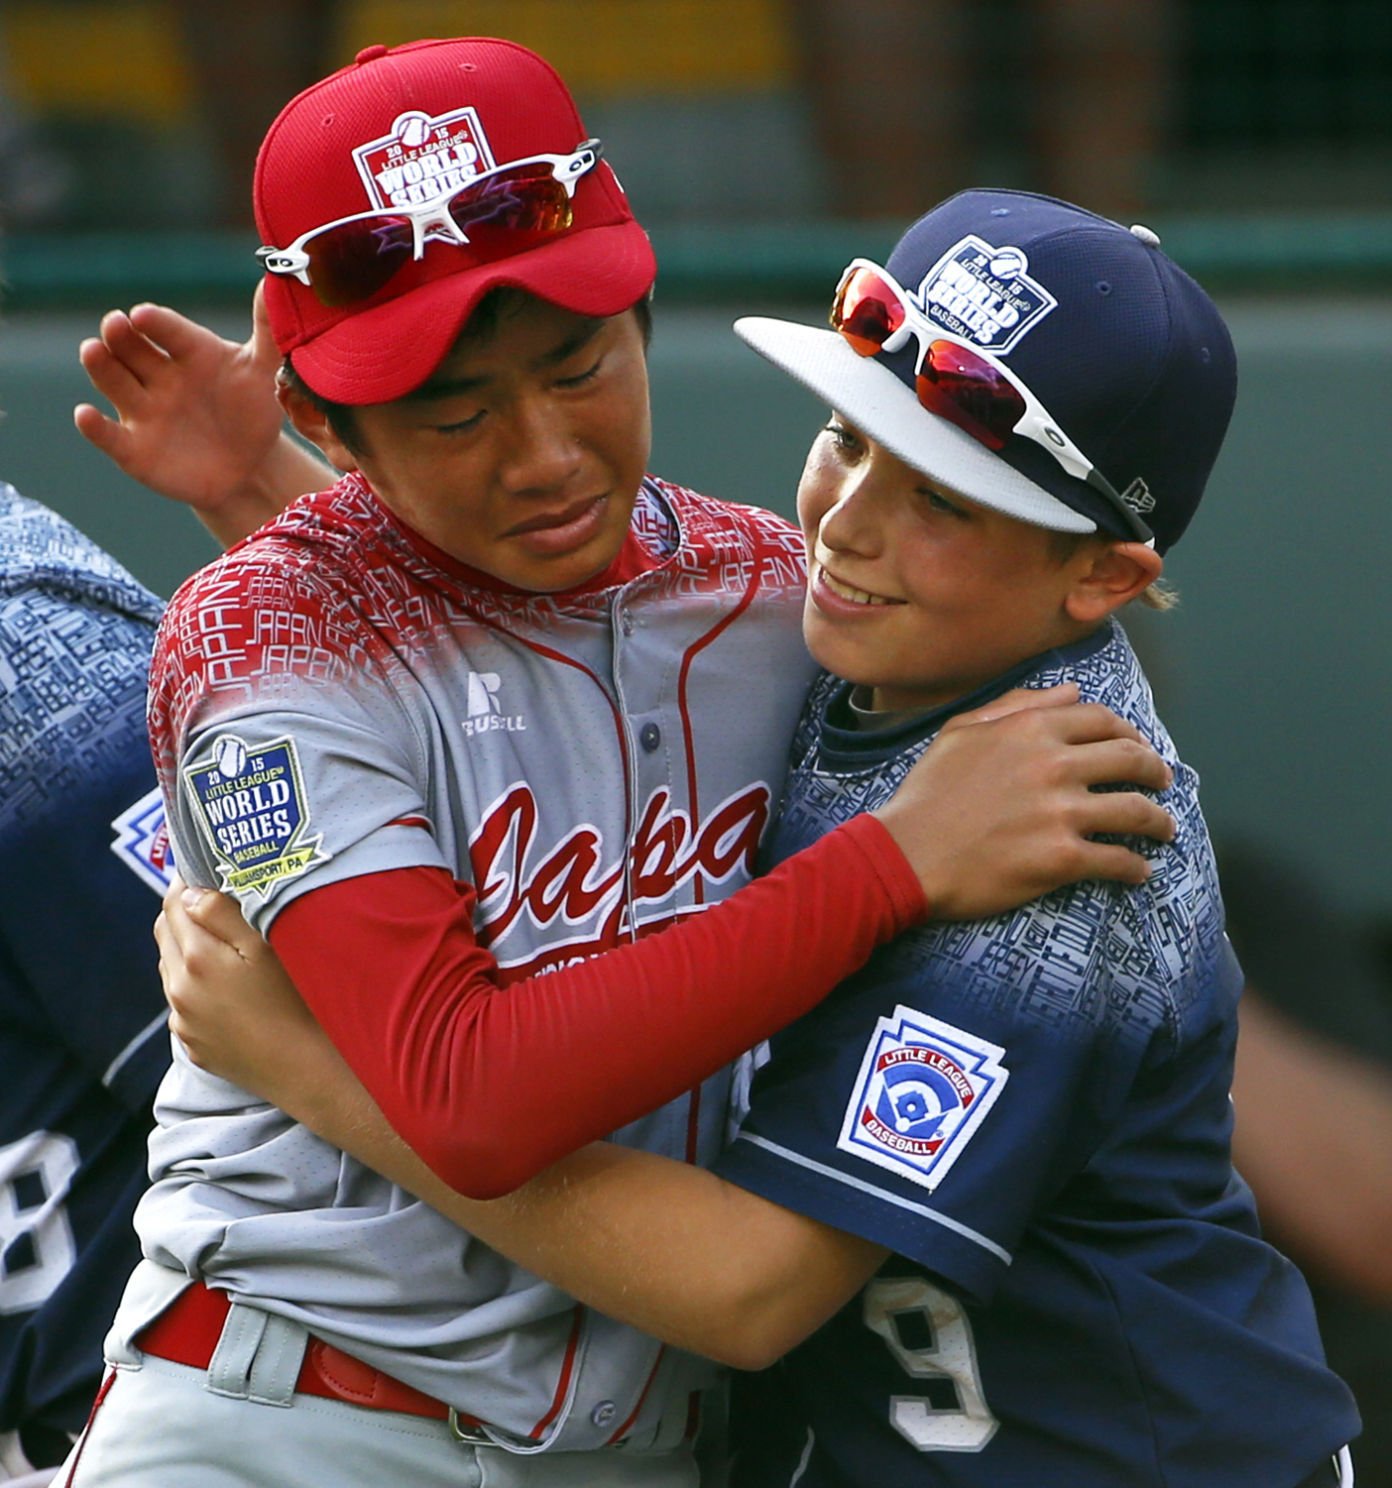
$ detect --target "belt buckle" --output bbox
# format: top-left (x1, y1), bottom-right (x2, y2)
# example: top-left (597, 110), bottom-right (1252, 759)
top-left (448, 1408), bottom-right (491, 1445)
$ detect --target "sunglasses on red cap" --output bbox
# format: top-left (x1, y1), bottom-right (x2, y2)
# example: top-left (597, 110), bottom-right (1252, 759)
top-left (831, 258), bottom-right (1155, 545)
top-left (256, 140), bottom-right (602, 308)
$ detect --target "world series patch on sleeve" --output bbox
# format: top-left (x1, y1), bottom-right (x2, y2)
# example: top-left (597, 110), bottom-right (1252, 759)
top-left (183, 734), bottom-right (329, 897)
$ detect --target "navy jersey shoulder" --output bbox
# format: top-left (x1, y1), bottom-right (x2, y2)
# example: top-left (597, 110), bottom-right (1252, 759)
top-left (720, 620), bottom-right (1359, 1488)
top-left (0, 486), bottom-right (174, 1446)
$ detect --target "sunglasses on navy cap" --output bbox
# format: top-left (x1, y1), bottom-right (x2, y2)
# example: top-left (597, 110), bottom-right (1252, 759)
top-left (830, 258), bottom-right (1155, 545)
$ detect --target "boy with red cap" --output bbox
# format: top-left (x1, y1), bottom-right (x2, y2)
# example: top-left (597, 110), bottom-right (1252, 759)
top-left (63, 40), bottom-right (1174, 1488)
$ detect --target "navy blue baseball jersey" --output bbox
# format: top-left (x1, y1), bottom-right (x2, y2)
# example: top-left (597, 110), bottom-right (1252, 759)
top-left (718, 620), bottom-right (1359, 1488)
top-left (0, 486), bottom-right (173, 1461)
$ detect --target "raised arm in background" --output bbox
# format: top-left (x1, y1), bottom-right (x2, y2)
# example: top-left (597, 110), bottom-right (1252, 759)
top-left (74, 285), bottom-right (335, 549)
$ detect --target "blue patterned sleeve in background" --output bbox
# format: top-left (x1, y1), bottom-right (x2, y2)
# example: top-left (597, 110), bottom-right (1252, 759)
top-left (0, 483), bottom-right (175, 1458)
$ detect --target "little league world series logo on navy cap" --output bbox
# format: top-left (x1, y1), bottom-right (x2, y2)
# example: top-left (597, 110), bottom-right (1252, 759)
top-left (912, 233), bottom-right (1058, 352)
top-left (183, 734), bottom-right (328, 898)
top-left (837, 1006), bottom-right (1009, 1192)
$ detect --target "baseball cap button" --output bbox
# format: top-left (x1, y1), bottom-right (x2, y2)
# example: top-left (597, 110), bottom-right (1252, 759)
top-left (355, 44), bottom-right (390, 65)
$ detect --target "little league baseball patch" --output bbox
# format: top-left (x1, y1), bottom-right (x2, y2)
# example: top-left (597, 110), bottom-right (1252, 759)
top-left (110, 784), bottom-right (176, 895)
top-left (184, 733), bottom-right (328, 897)
top-left (837, 1006), bottom-right (1009, 1191)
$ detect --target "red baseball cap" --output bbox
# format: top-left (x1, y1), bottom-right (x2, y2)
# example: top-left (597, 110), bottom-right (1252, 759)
top-left (254, 37), bottom-right (657, 404)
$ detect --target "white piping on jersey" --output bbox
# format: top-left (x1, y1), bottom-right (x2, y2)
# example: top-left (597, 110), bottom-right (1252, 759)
top-left (102, 1009), bottom-right (170, 1090)
top-left (788, 1426), bottom-right (815, 1487)
top-left (732, 1132), bottom-right (1013, 1265)
top-left (1337, 1444), bottom-right (1354, 1487)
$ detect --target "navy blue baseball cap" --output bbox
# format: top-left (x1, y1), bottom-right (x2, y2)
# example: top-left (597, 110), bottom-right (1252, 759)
top-left (735, 188), bottom-right (1237, 553)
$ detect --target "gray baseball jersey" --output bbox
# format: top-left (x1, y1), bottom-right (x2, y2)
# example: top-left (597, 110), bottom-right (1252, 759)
top-left (128, 473), bottom-right (815, 1452)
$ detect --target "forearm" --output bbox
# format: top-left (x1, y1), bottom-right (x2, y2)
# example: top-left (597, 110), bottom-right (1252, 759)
top-left (274, 819), bottom-right (924, 1199)
top-left (280, 1034), bottom-right (883, 1371)
top-left (440, 1145), bottom-right (887, 1370)
top-left (199, 435), bottom-right (336, 548)
top-left (1232, 992), bottom-right (1392, 1304)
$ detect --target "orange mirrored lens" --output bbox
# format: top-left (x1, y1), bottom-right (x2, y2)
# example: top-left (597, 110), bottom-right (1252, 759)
top-left (831, 266), bottom-right (906, 356)
top-left (447, 164), bottom-right (572, 236)
top-left (447, 167), bottom-right (573, 259)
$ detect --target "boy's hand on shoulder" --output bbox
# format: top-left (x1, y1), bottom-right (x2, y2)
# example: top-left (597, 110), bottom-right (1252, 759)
top-left (873, 684), bottom-right (1175, 921)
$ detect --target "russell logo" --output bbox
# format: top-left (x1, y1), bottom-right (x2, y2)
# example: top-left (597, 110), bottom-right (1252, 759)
top-left (462, 672), bottom-right (526, 739)
top-left (837, 1006), bottom-right (1009, 1192)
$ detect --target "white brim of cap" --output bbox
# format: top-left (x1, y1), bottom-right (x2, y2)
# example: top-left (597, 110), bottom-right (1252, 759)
top-left (733, 316), bottom-right (1097, 535)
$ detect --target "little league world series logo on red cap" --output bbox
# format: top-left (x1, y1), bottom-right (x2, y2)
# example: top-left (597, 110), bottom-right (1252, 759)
top-left (353, 107), bottom-right (497, 216)
top-left (838, 1007), bottom-right (1009, 1192)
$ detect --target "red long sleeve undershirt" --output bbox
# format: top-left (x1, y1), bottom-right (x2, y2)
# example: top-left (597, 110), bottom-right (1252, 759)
top-left (269, 814), bottom-right (924, 1198)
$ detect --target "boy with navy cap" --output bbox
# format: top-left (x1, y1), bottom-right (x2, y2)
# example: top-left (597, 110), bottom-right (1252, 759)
top-left (738, 186), bottom-right (1232, 554)
top-left (154, 186), bottom-right (1359, 1487)
top-left (703, 189), bottom-right (1361, 1486)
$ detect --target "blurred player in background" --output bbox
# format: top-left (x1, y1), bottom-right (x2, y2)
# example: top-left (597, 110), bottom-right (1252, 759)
top-left (156, 191), bottom-right (1360, 1488)
top-left (1224, 843), bottom-right (1392, 1488)
top-left (0, 487), bottom-right (166, 1486)
top-left (60, 37), bottom-right (1175, 1488)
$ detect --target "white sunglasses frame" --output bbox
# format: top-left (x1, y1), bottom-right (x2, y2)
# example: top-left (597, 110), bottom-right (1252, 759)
top-left (256, 140), bottom-right (602, 289)
top-left (834, 257), bottom-right (1155, 546)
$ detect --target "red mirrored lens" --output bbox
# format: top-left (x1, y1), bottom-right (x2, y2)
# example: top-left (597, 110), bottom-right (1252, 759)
top-left (916, 341), bottom-right (1026, 450)
top-left (831, 267), bottom-right (906, 356)
top-left (305, 218), bottom-right (414, 308)
top-left (302, 165), bottom-right (575, 308)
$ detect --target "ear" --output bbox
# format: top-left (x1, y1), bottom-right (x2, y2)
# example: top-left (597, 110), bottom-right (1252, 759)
top-left (277, 375), bottom-right (359, 474)
top-left (1063, 541), bottom-right (1165, 625)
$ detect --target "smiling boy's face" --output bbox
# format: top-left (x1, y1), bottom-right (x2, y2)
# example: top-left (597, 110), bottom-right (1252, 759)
top-left (796, 414), bottom-right (1107, 715)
